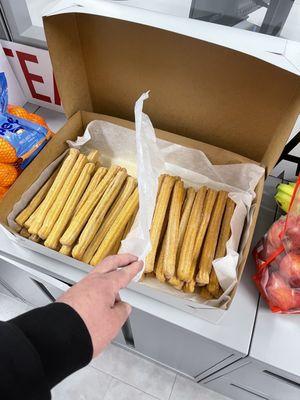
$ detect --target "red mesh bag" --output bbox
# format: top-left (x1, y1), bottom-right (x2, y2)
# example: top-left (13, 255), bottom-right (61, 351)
top-left (253, 176), bottom-right (300, 313)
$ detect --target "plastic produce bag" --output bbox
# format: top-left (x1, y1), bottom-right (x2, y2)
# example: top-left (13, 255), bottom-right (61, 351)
top-left (0, 72), bottom-right (53, 197)
top-left (253, 175), bottom-right (300, 313)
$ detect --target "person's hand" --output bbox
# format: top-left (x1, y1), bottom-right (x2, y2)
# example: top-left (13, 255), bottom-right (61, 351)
top-left (57, 254), bottom-right (143, 357)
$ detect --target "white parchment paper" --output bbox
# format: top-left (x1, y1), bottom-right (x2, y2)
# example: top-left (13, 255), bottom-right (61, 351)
top-left (8, 92), bottom-right (264, 308)
top-left (121, 92), bottom-right (265, 307)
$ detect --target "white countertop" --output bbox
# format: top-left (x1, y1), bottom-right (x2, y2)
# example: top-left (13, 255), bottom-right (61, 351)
top-left (250, 294), bottom-right (300, 379)
top-left (0, 105), bottom-right (281, 355)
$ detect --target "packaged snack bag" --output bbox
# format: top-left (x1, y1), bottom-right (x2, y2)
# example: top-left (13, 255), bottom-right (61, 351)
top-left (0, 72), bottom-right (53, 195)
top-left (253, 176), bottom-right (300, 313)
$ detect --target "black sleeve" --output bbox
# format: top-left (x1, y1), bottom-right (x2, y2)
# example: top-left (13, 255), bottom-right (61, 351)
top-left (0, 302), bottom-right (93, 400)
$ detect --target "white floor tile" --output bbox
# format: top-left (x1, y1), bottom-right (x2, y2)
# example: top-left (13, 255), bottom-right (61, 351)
top-left (92, 344), bottom-right (176, 400)
top-left (170, 375), bottom-right (231, 400)
top-left (52, 366), bottom-right (112, 400)
top-left (0, 293), bottom-right (31, 320)
top-left (103, 378), bottom-right (156, 400)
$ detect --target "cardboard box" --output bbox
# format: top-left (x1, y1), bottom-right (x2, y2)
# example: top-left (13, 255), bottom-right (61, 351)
top-left (1, 4), bottom-right (299, 321)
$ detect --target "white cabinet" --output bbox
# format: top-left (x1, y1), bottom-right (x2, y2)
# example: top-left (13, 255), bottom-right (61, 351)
top-left (0, 254), bottom-right (69, 306)
top-left (203, 359), bottom-right (300, 400)
top-left (129, 307), bottom-right (239, 379)
top-left (0, 253), bottom-right (127, 345)
top-left (0, 279), bottom-right (16, 297)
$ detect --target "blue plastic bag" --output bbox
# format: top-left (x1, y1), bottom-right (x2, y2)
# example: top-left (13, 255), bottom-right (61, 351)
top-left (0, 72), bottom-right (49, 169)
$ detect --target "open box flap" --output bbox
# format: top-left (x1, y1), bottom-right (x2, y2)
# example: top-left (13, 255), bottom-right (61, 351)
top-left (43, 1), bottom-right (300, 174)
top-left (45, 0), bottom-right (300, 74)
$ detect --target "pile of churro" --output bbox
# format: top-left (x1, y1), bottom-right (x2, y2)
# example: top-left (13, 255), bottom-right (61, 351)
top-left (14, 152), bottom-right (235, 300)
top-left (144, 174), bottom-right (235, 299)
top-left (15, 148), bottom-right (139, 265)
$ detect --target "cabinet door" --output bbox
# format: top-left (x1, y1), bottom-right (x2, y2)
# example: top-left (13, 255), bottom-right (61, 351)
top-left (0, 255), bottom-right (69, 306)
top-left (205, 361), bottom-right (300, 400)
top-left (130, 308), bottom-right (234, 378)
top-left (0, 279), bottom-right (16, 298)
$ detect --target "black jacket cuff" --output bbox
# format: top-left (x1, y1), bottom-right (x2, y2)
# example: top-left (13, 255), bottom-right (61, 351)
top-left (0, 320), bottom-right (50, 399)
top-left (11, 302), bottom-right (93, 388)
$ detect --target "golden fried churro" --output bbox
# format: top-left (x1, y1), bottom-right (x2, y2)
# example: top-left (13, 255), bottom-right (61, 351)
top-left (38, 153), bottom-right (88, 240)
top-left (122, 207), bottom-right (138, 240)
top-left (72, 169), bottom-right (127, 260)
top-left (87, 149), bottom-right (99, 164)
top-left (60, 165), bottom-right (120, 247)
top-left (208, 198), bottom-right (235, 297)
top-left (20, 227), bottom-right (30, 238)
top-left (74, 167), bottom-right (108, 216)
top-left (196, 191), bottom-right (228, 286)
top-left (44, 163), bottom-right (95, 250)
top-left (184, 188), bottom-right (218, 288)
top-left (168, 276), bottom-right (184, 290)
top-left (82, 176), bottom-right (137, 264)
top-left (163, 180), bottom-right (185, 279)
top-left (90, 187), bottom-right (139, 266)
top-left (155, 235), bottom-right (167, 283)
top-left (28, 149), bottom-right (79, 235)
top-left (177, 187), bottom-right (207, 282)
top-left (145, 175), bottom-right (176, 273)
top-left (29, 234), bottom-right (40, 243)
top-left (15, 169), bottom-right (59, 227)
top-left (177, 188), bottom-right (196, 254)
top-left (199, 286), bottom-right (214, 300)
top-left (168, 188), bottom-right (195, 289)
top-left (60, 245), bottom-right (72, 256)
top-left (183, 279), bottom-right (196, 294)
top-left (24, 203), bottom-right (41, 229)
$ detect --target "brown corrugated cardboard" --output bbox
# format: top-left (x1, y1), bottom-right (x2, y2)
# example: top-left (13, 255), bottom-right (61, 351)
top-left (44, 13), bottom-right (300, 174)
top-left (0, 8), bottom-right (299, 320)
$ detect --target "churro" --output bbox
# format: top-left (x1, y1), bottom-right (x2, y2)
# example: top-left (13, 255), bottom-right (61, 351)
top-left (60, 165), bottom-right (120, 247)
top-left (72, 169), bottom-right (127, 260)
top-left (168, 187), bottom-right (195, 288)
top-left (185, 188), bottom-right (218, 288)
top-left (38, 153), bottom-right (88, 239)
top-left (24, 203), bottom-right (41, 229)
top-left (28, 149), bottom-right (79, 235)
top-left (208, 198), bottom-right (235, 297)
top-left (87, 149), bottom-right (99, 164)
top-left (60, 245), bottom-right (72, 256)
top-left (90, 187), bottom-right (139, 266)
top-left (73, 167), bottom-right (108, 216)
top-left (15, 168), bottom-right (59, 227)
top-left (44, 163), bottom-right (95, 249)
top-left (196, 191), bottom-right (228, 286)
top-left (199, 286), bottom-right (214, 300)
top-left (82, 176), bottom-right (137, 264)
top-left (163, 180), bottom-right (185, 279)
top-left (177, 187), bottom-right (207, 282)
top-left (20, 227), bottom-right (30, 238)
top-left (145, 175), bottom-right (176, 273)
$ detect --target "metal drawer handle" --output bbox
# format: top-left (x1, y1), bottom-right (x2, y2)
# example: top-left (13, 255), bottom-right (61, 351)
top-left (230, 383), bottom-right (269, 399)
top-left (31, 279), bottom-right (56, 302)
top-left (263, 370), bottom-right (300, 389)
top-left (0, 277), bottom-right (26, 303)
top-left (121, 318), bottom-right (135, 348)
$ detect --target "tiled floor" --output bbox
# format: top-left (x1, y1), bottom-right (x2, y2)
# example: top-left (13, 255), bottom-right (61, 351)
top-left (0, 292), bottom-right (231, 400)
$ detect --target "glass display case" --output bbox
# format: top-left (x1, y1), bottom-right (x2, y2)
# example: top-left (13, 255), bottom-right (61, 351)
top-left (0, 0), bottom-right (299, 47)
